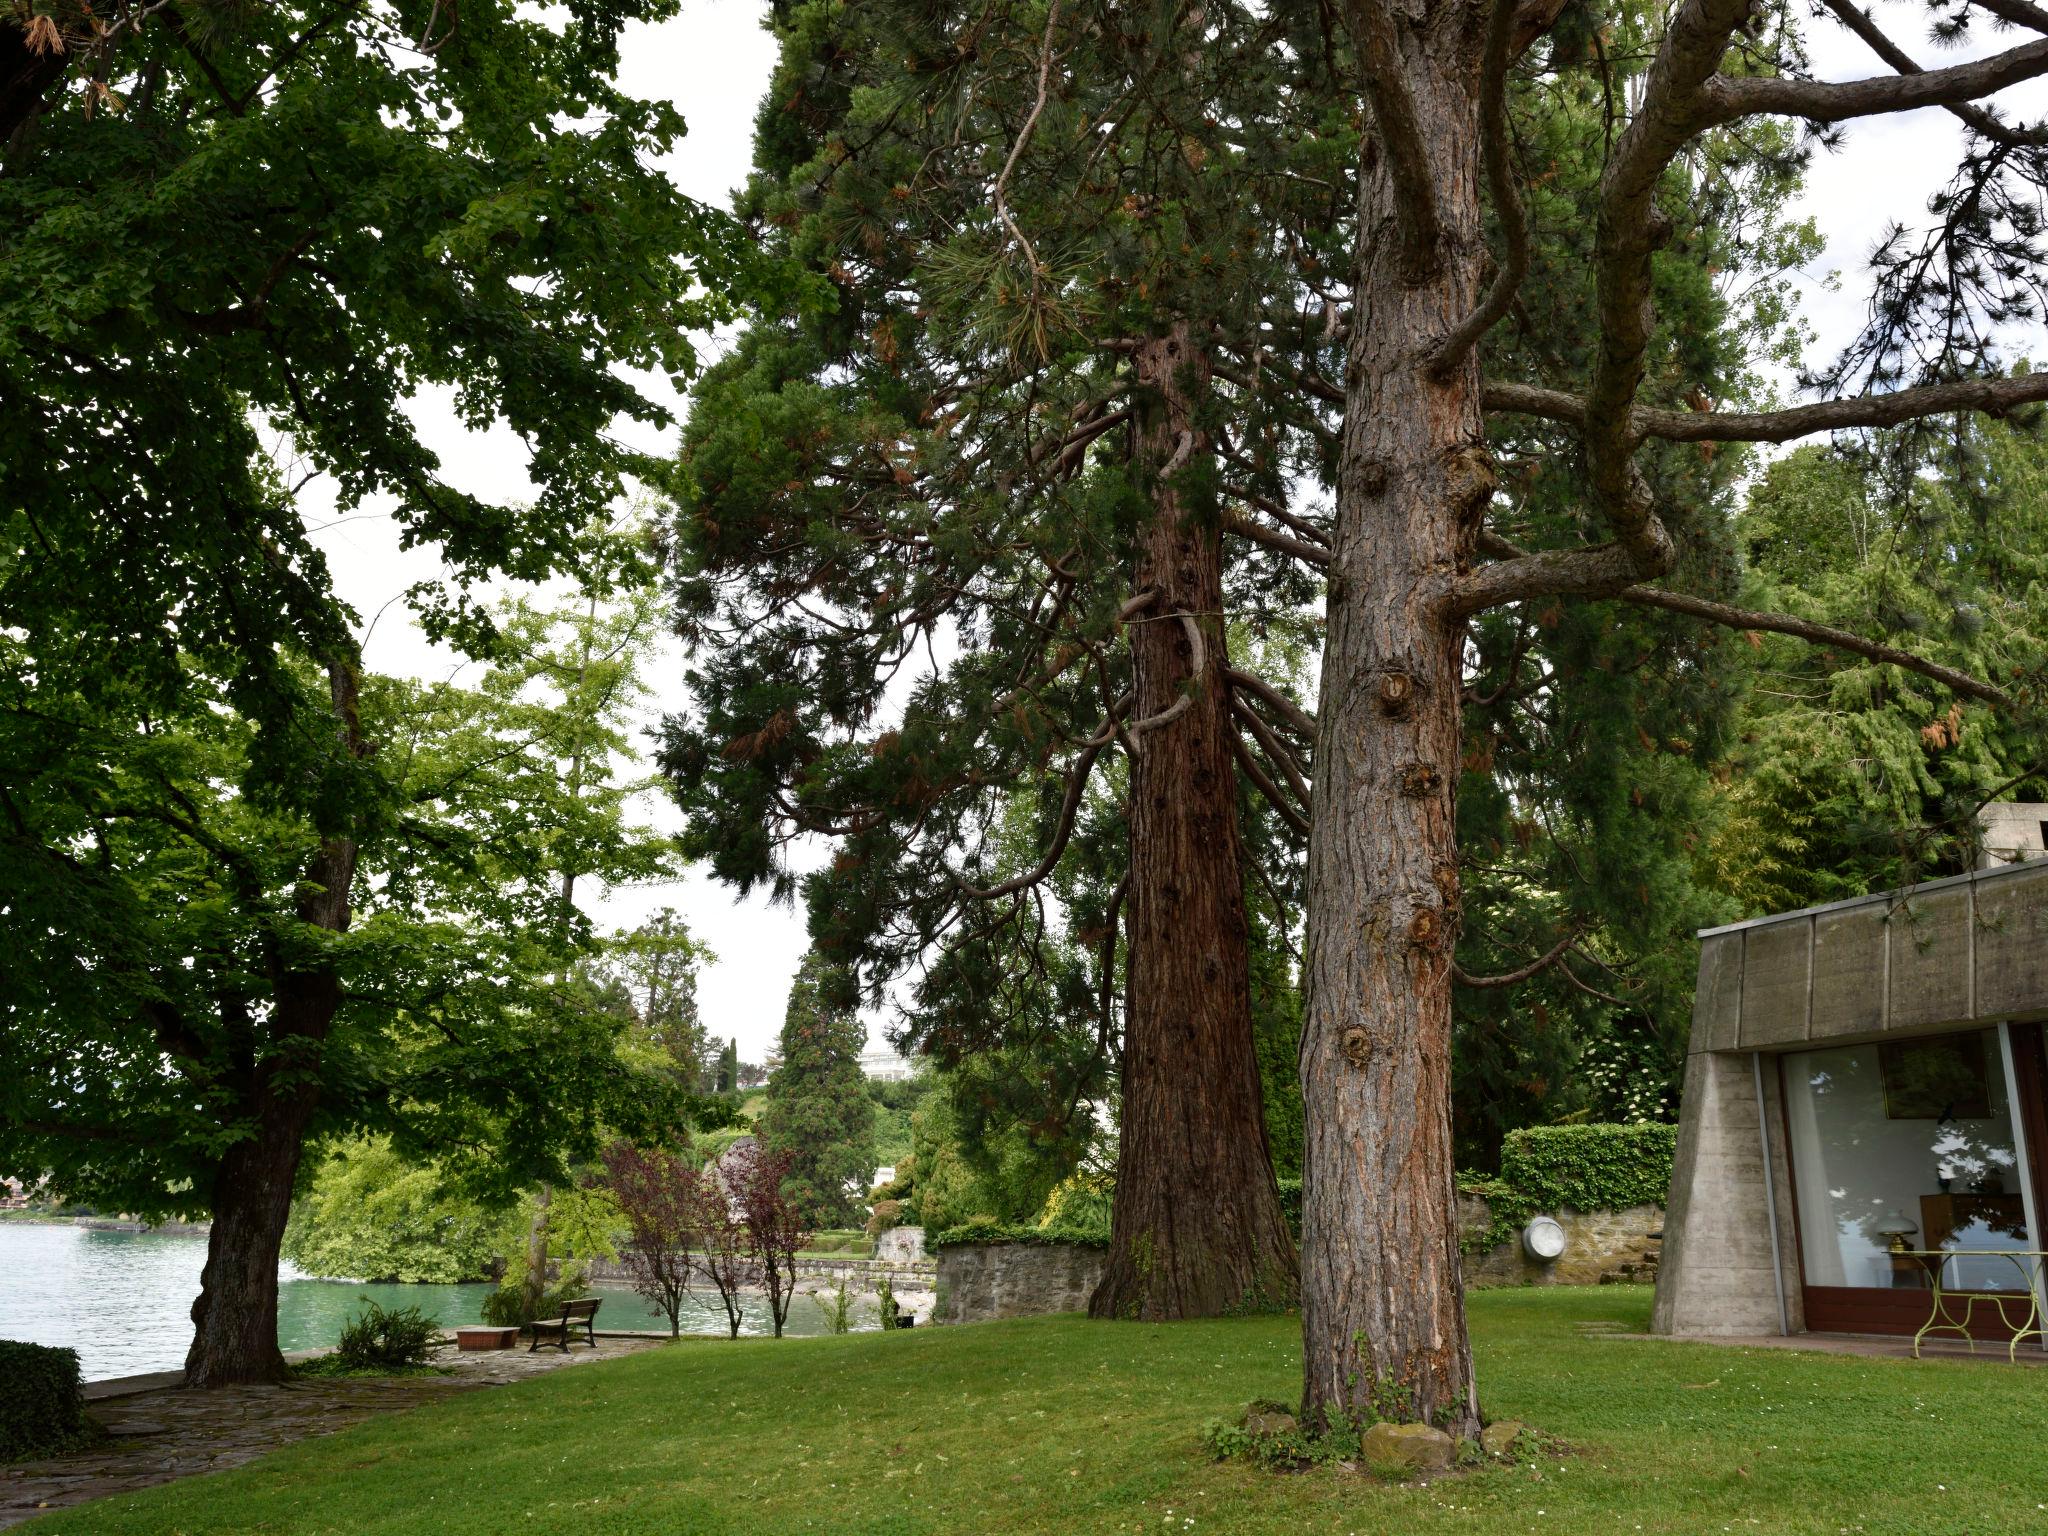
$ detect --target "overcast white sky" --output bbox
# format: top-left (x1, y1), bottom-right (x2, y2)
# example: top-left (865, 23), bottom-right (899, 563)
top-left (304, 0), bottom-right (2047, 1066)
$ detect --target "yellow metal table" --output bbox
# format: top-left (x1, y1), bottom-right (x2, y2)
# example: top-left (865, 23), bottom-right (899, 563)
top-left (1895, 1249), bottom-right (2048, 1362)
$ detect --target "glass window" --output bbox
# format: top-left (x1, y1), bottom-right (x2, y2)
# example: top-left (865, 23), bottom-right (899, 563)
top-left (1784, 1029), bottom-right (2031, 1292)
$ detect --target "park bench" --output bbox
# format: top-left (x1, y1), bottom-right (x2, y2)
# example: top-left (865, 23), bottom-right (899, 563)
top-left (528, 1297), bottom-right (602, 1353)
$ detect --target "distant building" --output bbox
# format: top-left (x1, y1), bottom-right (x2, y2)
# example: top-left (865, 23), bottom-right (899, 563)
top-left (860, 1048), bottom-right (915, 1082)
top-left (1979, 801), bottom-right (2048, 868)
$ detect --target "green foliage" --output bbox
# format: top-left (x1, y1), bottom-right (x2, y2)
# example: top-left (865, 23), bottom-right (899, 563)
top-left (329, 1303), bottom-right (443, 1373)
top-left (283, 1138), bottom-right (503, 1284)
top-left (599, 910), bottom-right (719, 1094)
top-left (757, 953), bottom-right (875, 1228)
top-left (1200, 1404), bottom-right (1359, 1473)
top-left (927, 1221), bottom-right (1110, 1251)
top-left (812, 1279), bottom-right (854, 1335)
top-left (1702, 422), bottom-right (2048, 914)
top-left (1461, 1124), bottom-right (1678, 1253)
top-left (864, 1199), bottom-right (905, 1239)
top-left (903, 1058), bottom-right (1094, 1235)
top-left (480, 1265), bottom-right (595, 1331)
top-left (0, 1341), bottom-right (95, 1464)
top-left (1032, 1172), bottom-right (1114, 1237)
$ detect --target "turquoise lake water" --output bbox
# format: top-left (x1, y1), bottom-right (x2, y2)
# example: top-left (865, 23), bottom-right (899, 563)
top-left (0, 1222), bottom-right (875, 1380)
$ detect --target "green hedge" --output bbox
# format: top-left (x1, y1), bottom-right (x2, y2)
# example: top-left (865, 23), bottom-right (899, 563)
top-left (929, 1221), bottom-right (1109, 1251)
top-left (934, 1125), bottom-right (1672, 1259)
top-left (0, 1341), bottom-right (95, 1464)
top-left (1458, 1122), bottom-right (1677, 1253)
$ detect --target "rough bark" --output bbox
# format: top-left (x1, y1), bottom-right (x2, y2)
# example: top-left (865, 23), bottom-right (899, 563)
top-left (1298, 39), bottom-right (1487, 1434)
top-left (1090, 322), bottom-right (1299, 1321)
top-left (183, 662), bottom-right (364, 1388)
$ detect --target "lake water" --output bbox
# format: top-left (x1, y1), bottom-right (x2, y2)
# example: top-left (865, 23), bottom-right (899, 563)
top-left (0, 1222), bottom-right (877, 1381)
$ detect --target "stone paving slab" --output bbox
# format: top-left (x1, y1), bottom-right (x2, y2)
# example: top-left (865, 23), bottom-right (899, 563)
top-left (1, 1337), bottom-right (660, 1530)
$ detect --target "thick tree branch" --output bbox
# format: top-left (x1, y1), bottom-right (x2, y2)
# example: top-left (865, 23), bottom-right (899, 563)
top-left (1231, 697), bottom-right (1312, 806)
top-left (1225, 667), bottom-right (1317, 739)
top-left (1231, 732), bottom-right (1311, 836)
top-left (1452, 924), bottom-right (1580, 988)
top-left (1486, 371), bottom-right (2048, 442)
top-left (1711, 33), bottom-right (2048, 124)
top-left (1617, 587), bottom-right (2016, 707)
top-left (1124, 611), bottom-right (1208, 737)
top-left (1342, 0), bottom-right (1443, 282)
top-left (949, 727), bottom-right (1114, 902)
top-left (1818, 0), bottom-right (2048, 146)
top-left (1429, 0), bottom-right (1531, 376)
top-left (1222, 510), bottom-right (1332, 567)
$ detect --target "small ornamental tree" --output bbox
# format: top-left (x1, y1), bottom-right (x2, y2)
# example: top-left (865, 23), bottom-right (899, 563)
top-left (601, 1141), bottom-right (699, 1340)
top-left (730, 1143), bottom-right (812, 1339)
top-left (687, 1163), bottom-right (758, 1340)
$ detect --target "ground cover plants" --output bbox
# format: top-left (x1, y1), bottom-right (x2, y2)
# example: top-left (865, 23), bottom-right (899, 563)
top-left (32, 1288), bottom-right (2048, 1535)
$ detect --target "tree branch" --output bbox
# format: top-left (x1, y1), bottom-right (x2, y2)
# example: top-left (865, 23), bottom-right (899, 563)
top-left (1453, 924), bottom-right (1580, 988)
top-left (1429, 0), bottom-right (1531, 376)
top-left (1232, 732), bottom-right (1311, 836)
top-left (1343, 0), bottom-right (1443, 282)
top-left (1711, 33), bottom-right (2048, 124)
top-left (1618, 586), bottom-right (2016, 707)
top-left (1222, 510), bottom-right (1332, 567)
top-left (1818, 0), bottom-right (2048, 146)
top-left (1226, 667), bottom-right (1317, 739)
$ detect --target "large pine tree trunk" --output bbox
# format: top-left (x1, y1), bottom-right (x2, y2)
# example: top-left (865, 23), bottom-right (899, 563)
top-left (1091, 322), bottom-right (1299, 1320)
top-left (1298, 51), bottom-right (1488, 1433)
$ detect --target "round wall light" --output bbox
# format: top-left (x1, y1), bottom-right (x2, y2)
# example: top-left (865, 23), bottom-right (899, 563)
top-left (1522, 1215), bottom-right (1567, 1262)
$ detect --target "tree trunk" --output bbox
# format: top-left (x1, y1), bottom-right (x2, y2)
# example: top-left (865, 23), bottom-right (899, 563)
top-left (1298, 51), bottom-right (1488, 1434)
top-left (184, 1082), bottom-right (319, 1387)
top-left (1090, 322), bottom-right (1300, 1321)
top-left (184, 660), bottom-right (364, 1388)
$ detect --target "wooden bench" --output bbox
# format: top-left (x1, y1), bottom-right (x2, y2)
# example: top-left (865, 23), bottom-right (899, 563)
top-left (528, 1297), bottom-right (602, 1352)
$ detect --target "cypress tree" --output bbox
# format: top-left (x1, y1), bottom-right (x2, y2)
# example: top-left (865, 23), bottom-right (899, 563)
top-left (758, 954), bottom-right (877, 1228)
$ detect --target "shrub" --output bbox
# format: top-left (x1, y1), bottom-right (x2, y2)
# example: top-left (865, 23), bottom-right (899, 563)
top-left (865, 1198), bottom-right (905, 1238)
top-left (812, 1278), bottom-right (854, 1334)
top-left (928, 1220), bottom-right (1109, 1250)
top-left (481, 1264), bottom-right (592, 1328)
top-left (0, 1341), bottom-right (95, 1464)
top-left (333, 1302), bottom-right (443, 1371)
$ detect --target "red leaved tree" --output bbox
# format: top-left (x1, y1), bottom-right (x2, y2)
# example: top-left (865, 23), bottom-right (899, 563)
top-left (601, 1141), bottom-right (698, 1339)
top-left (688, 1157), bottom-right (758, 1339)
top-left (728, 1143), bottom-right (812, 1338)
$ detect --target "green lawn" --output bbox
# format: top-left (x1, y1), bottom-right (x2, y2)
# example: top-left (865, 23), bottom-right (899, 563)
top-left (42, 1287), bottom-right (2048, 1535)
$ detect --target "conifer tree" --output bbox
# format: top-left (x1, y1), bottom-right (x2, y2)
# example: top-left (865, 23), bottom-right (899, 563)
top-left (758, 953), bottom-right (876, 1227)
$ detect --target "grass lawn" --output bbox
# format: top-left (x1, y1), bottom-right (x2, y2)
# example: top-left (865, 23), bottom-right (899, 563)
top-left (40, 1286), bottom-right (2048, 1535)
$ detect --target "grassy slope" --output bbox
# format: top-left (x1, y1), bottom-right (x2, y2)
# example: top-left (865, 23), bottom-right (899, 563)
top-left (44, 1288), bottom-right (2048, 1536)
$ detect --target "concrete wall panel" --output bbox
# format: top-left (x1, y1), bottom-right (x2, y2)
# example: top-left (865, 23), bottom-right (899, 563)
top-left (1809, 905), bottom-right (1887, 1041)
top-left (1887, 888), bottom-right (1972, 1031)
top-left (1976, 862), bottom-right (2048, 1020)
top-left (1693, 932), bottom-right (1745, 1054)
top-left (1739, 920), bottom-right (1811, 1049)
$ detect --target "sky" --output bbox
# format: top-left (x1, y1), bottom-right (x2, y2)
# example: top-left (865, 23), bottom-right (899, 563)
top-left (305, 0), bottom-right (2048, 1067)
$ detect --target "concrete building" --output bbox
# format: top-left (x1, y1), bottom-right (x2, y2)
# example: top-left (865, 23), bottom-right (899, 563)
top-left (1655, 818), bottom-right (2048, 1342)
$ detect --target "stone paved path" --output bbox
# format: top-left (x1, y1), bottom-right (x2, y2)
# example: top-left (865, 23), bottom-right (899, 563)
top-left (1, 1337), bottom-right (661, 1530)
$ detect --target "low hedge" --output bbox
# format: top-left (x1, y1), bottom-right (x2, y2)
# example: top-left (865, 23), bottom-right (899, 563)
top-left (1459, 1122), bottom-right (1677, 1253)
top-left (933, 1124), bottom-right (1673, 1260)
top-left (929, 1220), bottom-right (1109, 1251)
top-left (0, 1340), bottom-right (96, 1464)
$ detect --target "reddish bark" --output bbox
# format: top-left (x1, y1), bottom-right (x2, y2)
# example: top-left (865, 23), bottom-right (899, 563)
top-left (1090, 322), bottom-right (1299, 1321)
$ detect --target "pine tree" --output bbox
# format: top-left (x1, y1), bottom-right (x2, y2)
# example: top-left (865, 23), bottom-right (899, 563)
top-left (757, 954), bottom-right (877, 1228)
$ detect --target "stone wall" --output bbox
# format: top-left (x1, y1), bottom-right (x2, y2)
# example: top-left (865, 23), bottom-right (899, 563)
top-left (586, 1253), bottom-right (935, 1290)
top-left (933, 1241), bottom-right (1106, 1324)
top-left (1459, 1197), bottom-right (1664, 1288)
top-left (873, 1225), bottom-right (925, 1263)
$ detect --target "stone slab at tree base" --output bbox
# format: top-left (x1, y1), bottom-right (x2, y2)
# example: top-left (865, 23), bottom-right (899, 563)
top-left (1359, 1421), bottom-right (1455, 1473)
top-left (454, 1327), bottom-right (520, 1351)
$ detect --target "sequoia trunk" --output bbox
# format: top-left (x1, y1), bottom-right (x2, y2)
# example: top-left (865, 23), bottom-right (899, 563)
top-left (1091, 323), bottom-right (1299, 1320)
top-left (1298, 51), bottom-right (1489, 1432)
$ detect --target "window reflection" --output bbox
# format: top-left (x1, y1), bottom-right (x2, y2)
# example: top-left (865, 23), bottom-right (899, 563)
top-left (1784, 1030), bottom-right (2030, 1292)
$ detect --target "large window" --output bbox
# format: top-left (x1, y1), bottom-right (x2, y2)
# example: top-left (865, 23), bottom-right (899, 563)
top-left (1784, 1029), bottom-right (2033, 1292)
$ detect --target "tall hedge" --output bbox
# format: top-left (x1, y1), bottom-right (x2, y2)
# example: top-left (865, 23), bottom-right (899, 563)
top-left (0, 1341), bottom-right (95, 1464)
top-left (1457, 1123), bottom-right (1678, 1253)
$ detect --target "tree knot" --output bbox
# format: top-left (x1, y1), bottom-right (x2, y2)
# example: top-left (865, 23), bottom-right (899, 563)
top-left (1398, 761), bottom-right (1441, 797)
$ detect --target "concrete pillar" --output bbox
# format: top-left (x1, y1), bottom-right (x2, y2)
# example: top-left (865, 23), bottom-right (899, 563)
top-left (1651, 1049), bottom-right (1786, 1336)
